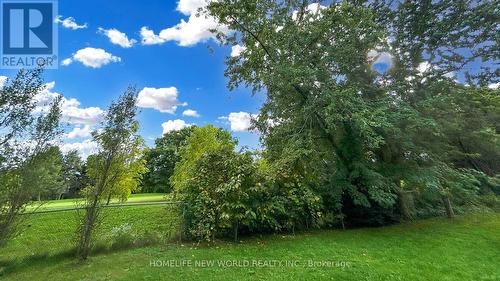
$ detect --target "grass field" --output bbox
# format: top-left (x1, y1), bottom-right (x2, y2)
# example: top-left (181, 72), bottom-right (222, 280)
top-left (0, 203), bottom-right (498, 280)
top-left (25, 193), bottom-right (170, 212)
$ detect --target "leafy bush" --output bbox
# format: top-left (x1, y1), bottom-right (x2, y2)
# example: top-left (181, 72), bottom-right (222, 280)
top-left (249, 160), bottom-right (323, 233)
top-left (110, 223), bottom-right (135, 250)
top-left (178, 147), bottom-right (255, 241)
top-left (135, 230), bottom-right (162, 247)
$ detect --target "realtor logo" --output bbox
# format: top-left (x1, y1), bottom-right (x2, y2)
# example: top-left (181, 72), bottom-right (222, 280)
top-left (1, 0), bottom-right (58, 69)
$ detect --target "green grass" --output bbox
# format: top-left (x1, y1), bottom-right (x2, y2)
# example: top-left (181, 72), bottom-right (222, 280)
top-left (0, 211), bottom-right (499, 281)
top-left (1, 204), bottom-right (181, 261)
top-left (26, 193), bottom-right (170, 212)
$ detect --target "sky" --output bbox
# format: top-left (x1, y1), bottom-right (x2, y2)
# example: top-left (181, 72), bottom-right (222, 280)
top-left (0, 0), bottom-right (265, 158)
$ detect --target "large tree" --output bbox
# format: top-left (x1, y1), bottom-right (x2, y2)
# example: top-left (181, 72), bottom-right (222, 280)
top-left (368, 0), bottom-right (499, 218)
top-left (207, 0), bottom-right (498, 223)
top-left (208, 1), bottom-right (399, 225)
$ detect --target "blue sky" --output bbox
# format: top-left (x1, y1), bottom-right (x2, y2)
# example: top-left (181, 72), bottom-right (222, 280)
top-left (0, 0), bottom-right (265, 157)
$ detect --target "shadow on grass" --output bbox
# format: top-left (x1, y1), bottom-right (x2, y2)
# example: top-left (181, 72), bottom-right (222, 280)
top-left (0, 248), bottom-right (76, 277)
top-left (0, 234), bottom-right (171, 278)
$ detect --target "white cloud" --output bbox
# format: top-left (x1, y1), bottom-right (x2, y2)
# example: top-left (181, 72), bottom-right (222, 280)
top-left (98, 27), bottom-right (137, 48)
top-left (292, 3), bottom-right (326, 21)
top-left (140, 27), bottom-right (166, 45)
top-left (60, 139), bottom-right (99, 159)
top-left (157, 16), bottom-right (222, 47)
top-left (306, 3), bottom-right (326, 14)
top-left (231, 45), bottom-right (246, 57)
top-left (63, 47), bottom-right (121, 68)
top-left (140, 0), bottom-right (228, 46)
top-left (137, 87), bottom-right (186, 113)
top-left (176, 0), bottom-right (208, 15)
top-left (182, 109), bottom-right (200, 117)
top-left (66, 125), bottom-right (92, 139)
top-left (227, 112), bottom-right (256, 132)
top-left (35, 82), bottom-right (105, 126)
top-left (162, 119), bottom-right (192, 134)
top-left (0, 76), bottom-right (7, 88)
top-left (55, 15), bottom-right (87, 30)
top-left (488, 82), bottom-right (499, 90)
top-left (61, 58), bottom-right (73, 66)
top-left (61, 102), bottom-right (104, 125)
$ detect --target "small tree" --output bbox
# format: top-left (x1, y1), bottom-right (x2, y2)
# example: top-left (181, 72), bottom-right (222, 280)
top-left (0, 69), bottom-right (62, 246)
top-left (76, 87), bottom-right (139, 260)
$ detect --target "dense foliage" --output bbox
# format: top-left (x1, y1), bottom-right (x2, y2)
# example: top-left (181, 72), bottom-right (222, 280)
top-left (140, 126), bottom-right (194, 193)
top-left (60, 150), bottom-right (90, 199)
top-left (198, 0), bottom-right (499, 233)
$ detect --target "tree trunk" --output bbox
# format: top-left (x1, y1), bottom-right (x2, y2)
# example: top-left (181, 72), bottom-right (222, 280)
top-left (76, 152), bottom-right (114, 260)
top-left (0, 204), bottom-right (18, 246)
top-left (233, 221), bottom-right (239, 242)
top-left (442, 195), bottom-right (455, 219)
top-left (398, 190), bottom-right (414, 221)
top-left (76, 198), bottom-right (99, 260)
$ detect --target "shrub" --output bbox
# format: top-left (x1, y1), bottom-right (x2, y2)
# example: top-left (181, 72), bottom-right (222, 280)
top-left (137, 230), bottom-right (162, 246)
top-left (177, 147), bottom-right (256, 241)
top-left (110, 223), bottom-right (136, 250)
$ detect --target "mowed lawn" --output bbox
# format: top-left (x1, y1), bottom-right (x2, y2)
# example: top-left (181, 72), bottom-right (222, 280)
top-left (1, 204), bottom-right (181, 261)
top-left (0, 207), bottom-right (499, 280)
top-left (25, 193), bottom-right (170, 212)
